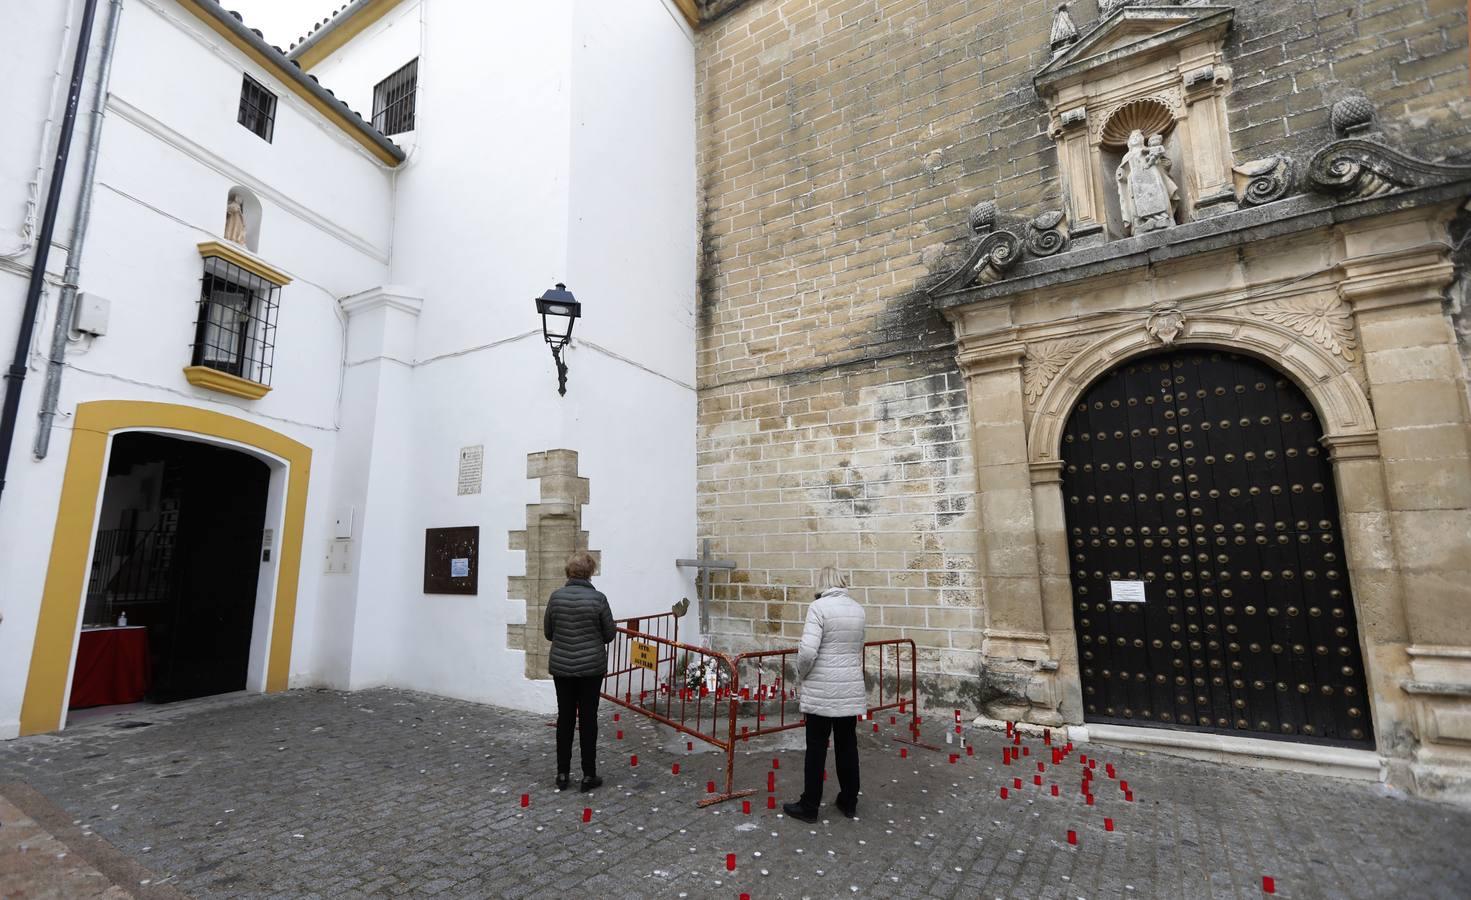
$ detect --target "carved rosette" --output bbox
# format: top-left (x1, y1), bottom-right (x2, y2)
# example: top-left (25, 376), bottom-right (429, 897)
top-left (1249, 296), bottom-right (1359, 362)
top-left (1146, 303), bottom-right (1186, 345)
top-left (1023, 337), bottom-right (1091, 406)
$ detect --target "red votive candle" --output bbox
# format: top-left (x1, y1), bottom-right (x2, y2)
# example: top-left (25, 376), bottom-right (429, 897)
top-left (726, 853), bottom-right (736, 872)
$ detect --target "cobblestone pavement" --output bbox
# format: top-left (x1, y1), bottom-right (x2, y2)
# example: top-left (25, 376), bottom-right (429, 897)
top-left (1, 689), bottom-right (1468, 899)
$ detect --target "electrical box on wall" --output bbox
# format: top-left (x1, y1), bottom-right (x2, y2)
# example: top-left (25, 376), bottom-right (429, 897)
top-left (73, 292), bottom-right (110, 336)
top-left (333, 506), bottom-right (355, 540)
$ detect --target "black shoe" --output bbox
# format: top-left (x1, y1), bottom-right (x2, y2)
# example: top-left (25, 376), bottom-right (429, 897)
top-left (555, 773), bottom-right (570, 790)
top-left (783, 801), bottom-right (819, 823)
top-left (579, 775), bottom-right (604, 792)
top-left (835, 799), bottom-right (857, 819)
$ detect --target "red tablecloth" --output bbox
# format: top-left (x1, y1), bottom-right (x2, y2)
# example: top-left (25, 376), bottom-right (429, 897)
top-left (70, 627), bottom-right (151, 708)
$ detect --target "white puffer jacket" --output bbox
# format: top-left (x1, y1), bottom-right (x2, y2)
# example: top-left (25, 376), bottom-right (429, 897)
top-left (797, 587), bottom-right (868, 718)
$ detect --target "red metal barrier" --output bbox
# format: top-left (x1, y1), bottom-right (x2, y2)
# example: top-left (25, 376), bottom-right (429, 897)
top-left (727, 639), bottom-right (934, 751)
top-left (601, 615), bottom-right (937, 807)
top-left (601, 619), bottom-right (756, 807)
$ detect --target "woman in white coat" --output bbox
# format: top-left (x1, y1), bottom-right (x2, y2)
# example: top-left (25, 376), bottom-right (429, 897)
top-left (783, 566), bottom-right (867, 823)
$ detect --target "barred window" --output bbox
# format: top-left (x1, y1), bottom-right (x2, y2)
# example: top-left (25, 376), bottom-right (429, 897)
top-left (372, 58), bottom-right (418, 136)
top-left (238, 74), bottom-right (277, 142)
top-left (191, 255), bottom-right (279, 386)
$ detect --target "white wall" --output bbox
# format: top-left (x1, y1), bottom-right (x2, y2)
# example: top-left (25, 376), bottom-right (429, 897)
top-left (0, 0), bottom-right (700, 734)
top-left (0, 0), bottom-right (394, 737)
top-left (333, 0), bottom-right (700, 712)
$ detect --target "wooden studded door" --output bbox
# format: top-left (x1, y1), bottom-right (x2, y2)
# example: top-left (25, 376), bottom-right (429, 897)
top-left (1060, 350), bottom-right (1374, 747)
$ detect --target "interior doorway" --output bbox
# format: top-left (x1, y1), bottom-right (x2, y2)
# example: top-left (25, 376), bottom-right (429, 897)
top-left (73, 432), bottom-right (271, 710)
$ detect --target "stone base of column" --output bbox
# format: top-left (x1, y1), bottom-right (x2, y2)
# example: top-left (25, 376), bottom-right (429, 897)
top-left (979, 629), bottom-right (1064, 727)
top-left (1403, 645), bottom-right (1471, 803)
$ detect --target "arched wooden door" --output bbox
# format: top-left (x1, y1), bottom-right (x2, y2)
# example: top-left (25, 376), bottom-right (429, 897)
top-left (1061, 349), bottom-right (1373, 747)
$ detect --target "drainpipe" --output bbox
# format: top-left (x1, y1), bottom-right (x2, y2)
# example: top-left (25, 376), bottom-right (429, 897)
top-left (0, 0), bottom-right (101, 509)
top-left (0, 0), bottom-right (80, 259)
top-left (35, 0), bottom-right (125, 461)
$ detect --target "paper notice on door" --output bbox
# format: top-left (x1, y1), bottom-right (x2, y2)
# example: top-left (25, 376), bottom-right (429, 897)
top-left (450, 558), bottom-right (470, 578)
top-left (1109, 580), bottom-right (1147, 603)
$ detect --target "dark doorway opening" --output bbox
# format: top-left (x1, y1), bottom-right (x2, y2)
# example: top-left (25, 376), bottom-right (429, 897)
top-left (74, 432), bottom-right (270, 708)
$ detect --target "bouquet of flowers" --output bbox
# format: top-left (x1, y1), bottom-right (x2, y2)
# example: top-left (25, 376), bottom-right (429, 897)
top-left (681, 656), bottom-right (729, 693)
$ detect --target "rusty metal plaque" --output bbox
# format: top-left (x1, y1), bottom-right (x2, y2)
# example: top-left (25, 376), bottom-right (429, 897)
top-left (423, 526), bottom-right (478, 595)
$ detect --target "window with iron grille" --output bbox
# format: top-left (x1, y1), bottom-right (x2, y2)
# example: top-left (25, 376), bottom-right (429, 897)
top-left (238, 74), bottom-right (277, 142)
top-left (191, 256), bottom-right (279, 386)
top-left (372, 58), bottom-right (418, 136)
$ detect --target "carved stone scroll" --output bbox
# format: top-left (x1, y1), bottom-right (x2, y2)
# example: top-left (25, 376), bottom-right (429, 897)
top-left (1308, 138), bottom-right (1471, 200)
top-left (1026, 211), bottom-right (1069, 257)
top-left (928, 229), bottom-right (1023, 295)
top-left (1232, 155), bottom-right (1295, 206)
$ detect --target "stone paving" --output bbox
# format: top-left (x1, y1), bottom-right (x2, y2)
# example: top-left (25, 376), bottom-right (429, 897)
top-left (1, 688), bottom-right (1469, 899)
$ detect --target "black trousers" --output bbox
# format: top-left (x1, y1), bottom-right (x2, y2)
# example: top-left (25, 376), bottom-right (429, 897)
top-left (553, 675), bottom-right (601, 776)
top-left (798, 714), bottom-right (859, 812)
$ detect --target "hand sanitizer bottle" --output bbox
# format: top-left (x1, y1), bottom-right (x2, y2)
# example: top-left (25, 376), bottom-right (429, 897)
top-left (118, 610), bottom-right (128, 626)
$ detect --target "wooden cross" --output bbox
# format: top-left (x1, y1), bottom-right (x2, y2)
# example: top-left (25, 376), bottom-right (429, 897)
top-left (676, 538), bottom-right (735, 633)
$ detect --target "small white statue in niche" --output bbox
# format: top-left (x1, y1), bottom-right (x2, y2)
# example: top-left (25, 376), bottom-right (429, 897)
top-left (224, 193), bottom-right (247, 245)
top-left (1116, 130), bottom-right (1179, 235)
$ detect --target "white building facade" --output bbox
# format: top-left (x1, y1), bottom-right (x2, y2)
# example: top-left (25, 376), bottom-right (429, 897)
top-left (0, 0), bottom-right (699, 738)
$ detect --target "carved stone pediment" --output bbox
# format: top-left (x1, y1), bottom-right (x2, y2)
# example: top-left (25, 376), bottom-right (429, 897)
top-left (1035, 5), bottom-right (1235, 93)
top-left (1035, 5), bottom-right (1239, 242)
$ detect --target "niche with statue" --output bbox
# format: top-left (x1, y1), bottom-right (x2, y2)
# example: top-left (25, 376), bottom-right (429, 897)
top-left (1037, 4), bottom-right (1238, 242)
top-left (223, 186), bottom-right (262, 252)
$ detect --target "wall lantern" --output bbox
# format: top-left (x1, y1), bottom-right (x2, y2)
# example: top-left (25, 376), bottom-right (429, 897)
top-left (536, 282), bottom-right (581, 396)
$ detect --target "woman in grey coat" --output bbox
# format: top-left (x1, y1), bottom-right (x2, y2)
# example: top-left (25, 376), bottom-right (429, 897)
top-left (543, 551), bottom-right (615, 792)
top-left (784, 566), bottom-right (867, 822)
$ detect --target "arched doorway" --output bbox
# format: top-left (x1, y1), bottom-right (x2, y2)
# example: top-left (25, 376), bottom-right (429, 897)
top-left (1060, 349), bottom-right (1374, 747)
top-left (74, 433), bottom-right (271, 709)
top-left (20, 400), bottom-right (312, 736)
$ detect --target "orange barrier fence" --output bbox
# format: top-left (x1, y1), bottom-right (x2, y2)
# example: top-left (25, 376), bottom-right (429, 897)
top-left (601, 614), bottom-right (935, 808)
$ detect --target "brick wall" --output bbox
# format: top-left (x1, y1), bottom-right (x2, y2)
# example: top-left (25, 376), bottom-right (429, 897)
top-left (693, 0), bottom-right (1471, 709)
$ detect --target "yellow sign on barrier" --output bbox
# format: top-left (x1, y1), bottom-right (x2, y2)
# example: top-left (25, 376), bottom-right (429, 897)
top-left (631, 641), bottom-right (658, 672)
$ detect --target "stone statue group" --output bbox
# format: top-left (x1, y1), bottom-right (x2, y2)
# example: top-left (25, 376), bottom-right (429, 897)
top-left (1117, 129), bottom-right (1179, 235)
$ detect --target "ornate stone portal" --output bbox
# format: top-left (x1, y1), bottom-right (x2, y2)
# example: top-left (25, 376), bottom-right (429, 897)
top-left (924, 7), bottom-right (1471, 800)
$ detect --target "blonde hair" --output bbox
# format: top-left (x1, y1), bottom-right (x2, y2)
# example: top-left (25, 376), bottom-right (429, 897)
top-left (815, 566), bottom-right (849, 592)
top-left (565, 551), bottom-right (597, 580)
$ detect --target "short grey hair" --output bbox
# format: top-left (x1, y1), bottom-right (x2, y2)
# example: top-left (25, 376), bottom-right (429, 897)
top-left (815, 566), bottom-right (849, 592)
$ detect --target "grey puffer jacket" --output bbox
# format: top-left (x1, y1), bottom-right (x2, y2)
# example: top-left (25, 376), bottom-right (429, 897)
top-left (544, 579), bottom-right (615, 678)
top-left (796, 587), bottom-right (868, 718)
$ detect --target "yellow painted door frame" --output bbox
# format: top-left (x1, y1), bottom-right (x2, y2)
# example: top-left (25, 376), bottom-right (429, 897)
top-left (19, 400), bottom-right (312, 735)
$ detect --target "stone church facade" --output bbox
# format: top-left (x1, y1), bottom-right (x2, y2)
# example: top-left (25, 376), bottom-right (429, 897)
top-left (693, 0), bottom-right (1471, 798)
